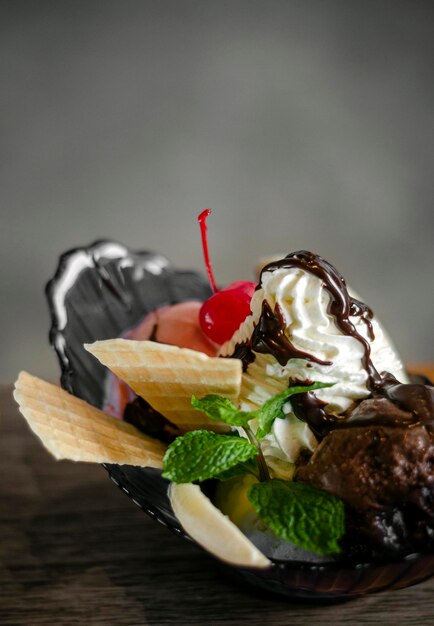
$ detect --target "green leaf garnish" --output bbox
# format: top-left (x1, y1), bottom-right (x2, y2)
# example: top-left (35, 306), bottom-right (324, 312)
top-left (162, 430), bottom-right (257, 483)
top-left (248, 479), bottom-right (345, 555)
top-left (255, 382), bottom-right (334, 440)
top-left (214, 458), bottom-right (259, 481)
top-left (191, 394), bottom-right (253, 427)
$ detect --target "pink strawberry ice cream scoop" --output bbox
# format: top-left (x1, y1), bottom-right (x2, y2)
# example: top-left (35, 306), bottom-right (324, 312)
top-left (105, 301), bottom-right (218, 417)
top-left (128, 301), bottom-right (218, 356)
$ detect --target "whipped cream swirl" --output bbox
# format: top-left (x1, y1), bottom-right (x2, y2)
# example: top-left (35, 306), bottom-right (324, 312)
top-left (220, 264), bottom-right (408, 478)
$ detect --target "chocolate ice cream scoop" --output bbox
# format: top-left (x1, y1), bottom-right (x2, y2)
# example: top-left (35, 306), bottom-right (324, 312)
top-left (296, 391), bottom-right (434, 553)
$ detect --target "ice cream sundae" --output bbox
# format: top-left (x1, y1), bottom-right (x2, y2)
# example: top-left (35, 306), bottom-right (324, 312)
top-left (13, 210), bottom-right (434, 575)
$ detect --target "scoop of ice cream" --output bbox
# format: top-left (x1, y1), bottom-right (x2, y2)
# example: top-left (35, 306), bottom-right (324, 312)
top-left (126, 301), bottom-right (218, 356)
top-left (105, 301), bottom-right (218, 417)
top-left (219, 251), bottom-right (408, 477)
top-left (296, 389), bottom-right (434, 552)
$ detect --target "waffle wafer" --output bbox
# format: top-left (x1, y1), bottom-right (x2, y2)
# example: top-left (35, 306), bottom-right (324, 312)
top-left (85, 340), bottom-right (242, 431)
top-left (14, 371), bottom-right (166, 467)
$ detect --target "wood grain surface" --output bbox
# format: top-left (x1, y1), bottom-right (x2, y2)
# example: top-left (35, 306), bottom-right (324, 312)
top-left (2, 381), bottom-right (434, 625)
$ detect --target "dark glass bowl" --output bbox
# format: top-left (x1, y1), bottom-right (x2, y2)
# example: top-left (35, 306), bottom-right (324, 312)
top-left (46, 240), bottom-right (434, 602)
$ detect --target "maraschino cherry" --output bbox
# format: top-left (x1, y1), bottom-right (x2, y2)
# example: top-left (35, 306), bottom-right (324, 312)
top-left (198, 209), bottom-right (256, 345)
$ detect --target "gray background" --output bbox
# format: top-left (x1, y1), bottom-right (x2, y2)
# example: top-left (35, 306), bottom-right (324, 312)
top-left (1, 0), bottom-right (433, 381)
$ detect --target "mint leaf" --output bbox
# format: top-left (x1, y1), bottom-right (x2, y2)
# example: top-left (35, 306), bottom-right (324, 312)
top-left (162, 430), bottom-right (257, 483)
top-left (191, 394), bottom-right (253, 427)
top-left (215, 458), bottom-right (259, 481)
top-left (256, 382), bottom-right (334, 439)
top-left (248, 479), bottom-right (345, 555)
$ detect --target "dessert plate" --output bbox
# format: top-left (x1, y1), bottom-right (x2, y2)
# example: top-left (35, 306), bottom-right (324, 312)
top-left (46, 240), bottom-right (434, 601)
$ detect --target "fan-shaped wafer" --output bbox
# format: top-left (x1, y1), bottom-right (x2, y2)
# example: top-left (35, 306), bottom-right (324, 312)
top-left (14, 371), bottom-right (166, 467)
top-left (85, 340), bottom-right (242, 431)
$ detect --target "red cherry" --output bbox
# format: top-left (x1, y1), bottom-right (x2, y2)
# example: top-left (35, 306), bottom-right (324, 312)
top-left (200, 280), bottom-right (256, 344)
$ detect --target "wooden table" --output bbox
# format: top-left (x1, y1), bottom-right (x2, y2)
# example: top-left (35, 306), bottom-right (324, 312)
top-left (2, 381), bottom-right (434, 625)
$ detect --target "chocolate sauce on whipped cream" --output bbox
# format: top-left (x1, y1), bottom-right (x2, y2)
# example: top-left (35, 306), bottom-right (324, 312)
top-left (291, 391), bottom-right (338, 439)
top-left (234, 250), bottom-right (433, 437)
top-left (248, 300), bottom-right (332, 367)
top-left (260, 250), bottom-right (380, 388)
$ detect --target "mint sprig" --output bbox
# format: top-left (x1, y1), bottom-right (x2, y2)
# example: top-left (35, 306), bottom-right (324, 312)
top-left (164, 382), bottom-right (346, 557)
top-left (248, 479), bottom-right (344, 555)
top-left (191, 382), bottom-right (333, 440)
top-left (162, 430), bottom-right (257, 483)
top-left (255, 381), bottom-right (334, 439)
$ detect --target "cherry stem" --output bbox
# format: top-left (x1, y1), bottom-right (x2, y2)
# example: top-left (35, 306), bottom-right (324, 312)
top-left (198, 209), bottom-right (218, 294)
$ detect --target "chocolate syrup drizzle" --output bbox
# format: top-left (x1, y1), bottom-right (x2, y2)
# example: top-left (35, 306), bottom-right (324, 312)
top-left (262, 251), bottom-right (380, 387)
top-left (235, 250), bottom-right (433, 438)
top-left (249, 300), bottom-right (332, 367)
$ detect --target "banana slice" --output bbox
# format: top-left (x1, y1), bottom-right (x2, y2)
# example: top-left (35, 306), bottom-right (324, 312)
top-left (168, 482), bottom-right (271, 569)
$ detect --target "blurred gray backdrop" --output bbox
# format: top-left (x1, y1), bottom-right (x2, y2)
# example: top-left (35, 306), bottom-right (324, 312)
top-left (1, 0), bottom-right (433, 380)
